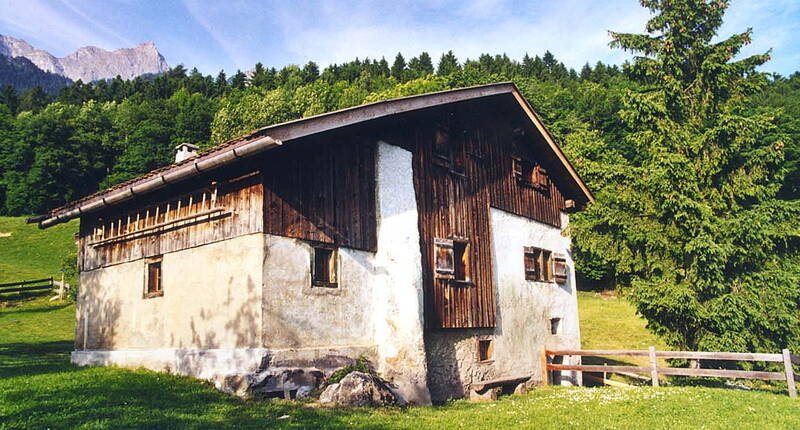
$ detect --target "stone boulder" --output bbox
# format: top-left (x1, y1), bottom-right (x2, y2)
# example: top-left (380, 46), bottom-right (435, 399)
top-left (319, 371), bottom-right (397, 407)
top-left (217, 367), bottom-right (323, 399)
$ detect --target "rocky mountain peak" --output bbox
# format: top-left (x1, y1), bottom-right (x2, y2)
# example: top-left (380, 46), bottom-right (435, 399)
top-left (0, 34), bottom-right (169, 82)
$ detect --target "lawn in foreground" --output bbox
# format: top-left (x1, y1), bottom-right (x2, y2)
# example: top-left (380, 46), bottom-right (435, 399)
top-left (2, 299), bottom-right (799, 429)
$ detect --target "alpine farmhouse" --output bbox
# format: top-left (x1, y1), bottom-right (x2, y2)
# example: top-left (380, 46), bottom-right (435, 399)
top-left (35, 83), bottom-right (594, 404)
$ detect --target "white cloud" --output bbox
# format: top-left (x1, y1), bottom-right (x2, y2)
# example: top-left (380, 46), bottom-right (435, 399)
top-left (0, 0), bottom-right (133, 55)
top-left (267, 0), bottom-right (653, 71)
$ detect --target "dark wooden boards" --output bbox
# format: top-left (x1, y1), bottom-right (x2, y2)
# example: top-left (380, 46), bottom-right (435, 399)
top-left (263, 133), bottom-right (376, 252)
top-left (403, 103), bottom-right (570, 329)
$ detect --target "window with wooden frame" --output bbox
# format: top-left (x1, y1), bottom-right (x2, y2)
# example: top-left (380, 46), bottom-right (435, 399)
top-left (512, 155), bottom-right (549, 191)
top-left (434, 238), bottom-right (471, 283)
top-left (312, 246), bottom-right (338, 288)
top-left (553, 253), bottom-right (568, 284)
top-left (433, 124), bottom-right (466, 176)
top-left (524, 247), bottom-right (553, 282)
top-left (477, 339), bottom-right (494, 362)
top-left (434, 125), bottom-right (451, 165)
top-left (144, 256), bottom-right (163, 298)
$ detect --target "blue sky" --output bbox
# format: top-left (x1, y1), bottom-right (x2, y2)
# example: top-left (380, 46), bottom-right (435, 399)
top-left (1, 0), bottom-right (798, 76)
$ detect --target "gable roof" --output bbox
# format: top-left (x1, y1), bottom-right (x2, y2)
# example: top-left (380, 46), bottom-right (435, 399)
top-left (35, 82), bottom-right (594, 228)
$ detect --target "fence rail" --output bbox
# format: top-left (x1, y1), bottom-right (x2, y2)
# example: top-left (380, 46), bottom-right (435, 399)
top-left (545, 347), bottom-right (798, 398)
top-left (0, 277), bottom-right (54, 295)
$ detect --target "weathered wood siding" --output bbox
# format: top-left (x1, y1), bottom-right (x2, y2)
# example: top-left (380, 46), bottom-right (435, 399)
top-left (263, 133), bottom-right (377, 252)
top-left (395, 105), bottom-right (569, 329)
top-left (79, 164), bottom-right (264, 271)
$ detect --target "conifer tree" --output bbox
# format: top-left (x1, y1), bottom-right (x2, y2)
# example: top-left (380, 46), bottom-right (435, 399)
top-left (391, 53), bottom-right (407, 81)
top-left (573, 0), bottom-right (800, 352)
top-left (437, 50), bottom-right (460, 76)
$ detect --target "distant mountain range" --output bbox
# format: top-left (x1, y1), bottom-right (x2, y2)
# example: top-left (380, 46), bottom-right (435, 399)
top-left (0, 34), bottom-right (170, 93)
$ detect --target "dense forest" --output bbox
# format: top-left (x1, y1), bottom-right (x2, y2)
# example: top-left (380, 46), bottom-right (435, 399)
top-left (0, 54), bottom-right (72, 94)
top-left (0, 0), bottom-right (797, 356)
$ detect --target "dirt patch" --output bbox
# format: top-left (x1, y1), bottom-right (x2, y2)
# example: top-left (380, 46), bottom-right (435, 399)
top-left (597, 290), bottom-right (619, 299)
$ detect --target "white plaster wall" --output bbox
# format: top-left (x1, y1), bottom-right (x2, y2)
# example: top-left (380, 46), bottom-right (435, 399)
top-left (372, 141), bottom-right (431, 405)
top-left (425, 208), bottom-right (581, 402)
top-left (490, 208), bottom-right (582, 384)
top-left (261, 235), bottom-right (375, 349)
top-left (75, 233), bottom-right (264, 352)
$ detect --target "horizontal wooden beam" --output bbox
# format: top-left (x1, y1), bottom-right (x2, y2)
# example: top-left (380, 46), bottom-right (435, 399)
top-left (0, 284), bottom-right (53, 294)
top-left (470, 374), bottom-right (531, 391)
top-left (656, 351), bottom-right (783, 362)
top-left (89, 208), bottom-right (227, 247)
top-left (0, 277), bottom-right (52, 288)
top-left (547, 349), bottom-right (649, 357)
top-left (548, 364), bottom-right (650, 375)
top-left (547, 349), bottom-right (784, 362)
top-left (658, 367), bottom-right (786, 381)
top-left (548, 364), bottom-right (786, 381)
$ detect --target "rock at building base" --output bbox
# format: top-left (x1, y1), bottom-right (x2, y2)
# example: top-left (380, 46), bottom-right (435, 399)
top-left (468, 387), bottom-right (500, 402)
top-left (319, 371), bottom-right (398, 407)
top-left (217, 367), bottom-right (323, 399)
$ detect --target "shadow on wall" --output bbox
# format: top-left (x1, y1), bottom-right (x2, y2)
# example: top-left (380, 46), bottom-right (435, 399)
top-left (184, 274), bottom-right (260, 349)
top-left (78, 289), bottom-right (122, 351)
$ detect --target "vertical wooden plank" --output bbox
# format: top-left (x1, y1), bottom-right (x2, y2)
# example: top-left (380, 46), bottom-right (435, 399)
top-left (540, 346), bottom-right (550, 386)
top-left (649, 346), bottom-right (660, 387)
top-left (783, 349), bottom-right (797, 398)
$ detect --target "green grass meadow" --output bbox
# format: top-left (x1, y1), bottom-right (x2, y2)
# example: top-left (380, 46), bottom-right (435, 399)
top-left (1, 216), bottom-right (798, 429)
top-left (0, 216), bottom-right (78, 284)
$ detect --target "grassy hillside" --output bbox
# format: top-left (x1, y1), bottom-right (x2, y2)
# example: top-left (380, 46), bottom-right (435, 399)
top-left (1, 216), bottom-right (798, 429)
top-left (0, 216), bottom-right (78, 284)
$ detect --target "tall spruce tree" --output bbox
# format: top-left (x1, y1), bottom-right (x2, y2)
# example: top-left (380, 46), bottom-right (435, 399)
top-left (437, 50), bottom-right (460, 76)
top-left (573, 0), bottom-right (800, 352)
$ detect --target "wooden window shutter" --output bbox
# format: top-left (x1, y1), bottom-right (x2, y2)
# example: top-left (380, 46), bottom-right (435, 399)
top-left (535, 165), bottom-right (549, 189)
top-left (512, 156), bottom-right (523, 180)
top-left (434, 238), bottom-right (455, 278)
top-left (523, 246), bottom-right (537, 280)
top-left (554, 253), bottom-right (568, 283)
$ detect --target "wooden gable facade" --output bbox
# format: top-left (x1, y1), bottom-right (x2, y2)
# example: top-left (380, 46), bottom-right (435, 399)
top-left (44, 83), bottom-right (591, 332)
top-left (374, 96), bottom-right (575, 329)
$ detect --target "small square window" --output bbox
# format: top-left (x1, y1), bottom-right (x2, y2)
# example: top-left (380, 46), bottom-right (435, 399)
top-left (512, 155), bottom-right (549, 190)
top-left (145, 257), bottom-right (163, 298)
top-left (434, 238), bottom-right (470, 283)
top-left (477, 339), bottom-right (493, 362)
top-left (550, 317), bottom-right (561, 335)
top-left (312, 246), bottom-right (338, 288)
top-left (524, 247), bottom-right (553, 282)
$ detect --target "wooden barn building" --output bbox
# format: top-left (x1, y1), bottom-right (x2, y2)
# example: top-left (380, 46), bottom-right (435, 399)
top-left (37, 82), bottom-right (593, 404)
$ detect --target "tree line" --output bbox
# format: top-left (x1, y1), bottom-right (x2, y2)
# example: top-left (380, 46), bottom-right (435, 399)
top-left (0, 0), bottom-right (798, 358)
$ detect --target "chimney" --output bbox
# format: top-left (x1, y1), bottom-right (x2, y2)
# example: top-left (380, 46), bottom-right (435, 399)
top-left (174, 143), bottom-right (199, 163)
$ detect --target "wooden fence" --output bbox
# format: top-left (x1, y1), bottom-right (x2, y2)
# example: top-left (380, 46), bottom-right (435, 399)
top-left (545, 347), bottom-right (798, 398)
top-left (0, 277), bottom-right (54, 295)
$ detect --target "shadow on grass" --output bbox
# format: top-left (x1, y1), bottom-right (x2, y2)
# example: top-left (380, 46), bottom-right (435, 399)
top-left (0, 302), bottom-right (71, 315)
top-left (0, 340), bottom-right (76, 378)
top-left (0, 339), bottom-right (401, 429)
top-left (2, 364), bottom-right (404, 430)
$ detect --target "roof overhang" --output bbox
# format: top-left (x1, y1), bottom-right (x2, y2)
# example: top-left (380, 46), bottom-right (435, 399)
top-left (35, 82), bottom-right (594, 228)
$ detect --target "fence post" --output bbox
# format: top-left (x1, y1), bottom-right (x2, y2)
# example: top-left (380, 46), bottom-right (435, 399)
top-left (649, 346), bottom-right (660, 387)
top-left (783, 349), bottom-right (797, 398)
top-left (540, 346), bottom-right (549, 386)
